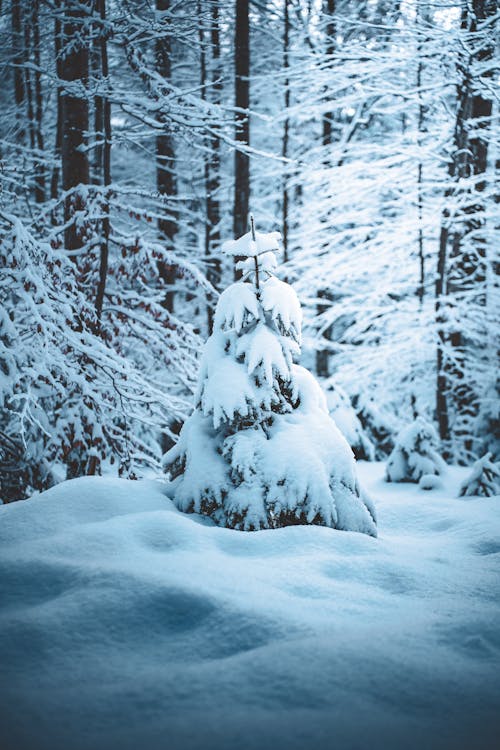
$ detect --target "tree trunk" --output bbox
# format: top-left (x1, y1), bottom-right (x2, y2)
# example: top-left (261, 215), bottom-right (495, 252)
top-left (60, 0), bottom-right (91, 253)
top-left (11, 0), bottom-right (25, 143)
top-left (321, 0), bottom-right (335, 152)
top-left (435, 0), bottom-right (495, 459)
top-left (282, 0), bottom-right (290, 264)
top-left (197, 0), bottom-right (223, 330)
top-left (31, 0), bottom-right (45, 203)
top-left (315, 0), bottom-right (335, 378)
top-left (207, 0), bottom-right (222, 318)
top-left (94, 0), bottom-right (111, 327)
top-left (50, 1), bottom-right (63, 202)
top-left (156, 0), bottom-right (177, 313)
top-left (233, 0), bottom-right (250, 265)
top-left (415, 0), bottom-right (426, 304)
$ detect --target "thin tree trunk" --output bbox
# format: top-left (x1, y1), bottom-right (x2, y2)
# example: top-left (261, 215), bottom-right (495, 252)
top-left (200, 0), bottom-right (222, 330)
top-left (233, 0), bottom-right (250, 268)
top-left (32, 0), bottom-right (45, 203)
top-left (282, 0), bottom-right (290, 264)
top-left (95, 0), bottom-right (111, 325)
top-left (24, 14), bottom-right (36, 168)
top-left (321, 0), bottom-right (335, 153)
top-left (51, 1), bottom-right (63, 202)
top-left (92, 40), bottom-right (104, 185)
top-left (11, 0), bottom-right (25, 143)
top-left (198, 0), bottom-right (209, 262)
top-left (416, 0), bottom-right (426, 304)
top-left (435, 219), bottom-right (450, 442)
top-left (60, 0), bottom-right (91, 253)
top-left (207, 0), bottom-right (222, 293)
top-left (156, 0), bottom-right (177, 313)
top-left (316, 0), bottom-right (335, 378)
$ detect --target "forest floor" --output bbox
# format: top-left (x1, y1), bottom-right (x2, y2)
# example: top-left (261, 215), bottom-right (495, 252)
top-left (0, 463), bottom-right (499, 750)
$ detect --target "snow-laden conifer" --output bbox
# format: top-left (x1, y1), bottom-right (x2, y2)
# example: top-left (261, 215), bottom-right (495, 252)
top-left (459, 454), bottom-right (499, 498)
top-left (325, 381), bottom-right (375, 461)
top-left (0, 214), bottom-right (199, 500)
top-left (386, 417), bottom-right (446, 483)
top-left (163, 220), bottom-right (376, 536)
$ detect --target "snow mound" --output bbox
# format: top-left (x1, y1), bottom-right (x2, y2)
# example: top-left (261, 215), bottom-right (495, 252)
top-left (1, 471), bottom-right (499, 750)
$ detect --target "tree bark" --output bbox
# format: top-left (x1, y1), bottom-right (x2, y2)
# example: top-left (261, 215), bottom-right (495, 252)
top-left (207, 0), bottom-right (222, 289)
top-left (415, 0), bottom-right (427, 304)
top-left (94, 0), bottom-right (111, 326)
top-left (156, 0), bottom-right (177, 313)
top-left (435, 0), bottom-right (495, 458)
top-left (315, 0), bottom-right (335, 378)
top-left (32, 0), bottom-right (45, 203)
top-left (282, 0), bottom-right (290, 264)
top-left (233, 0), bottom-right (250, 265)
top-left (11, 0), bottom-right (25, 143)
top-left (321, 0), bottom-right (335, 152)
top-left (60, 0), bottom-right (91, 253)
top-left (50, 1), bottom-right (63, 202)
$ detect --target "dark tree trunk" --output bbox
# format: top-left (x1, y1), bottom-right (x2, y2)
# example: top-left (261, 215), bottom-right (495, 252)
top-left (11, 0), bottom-right (25, 142)
top-left (199, 0), bottom-right (222, 330)
top-left (233, 0), bottom-right (250, 267)
top-left (208, 0), bottom-right (222, 248)
top-left (282, 0), bottom-right (290, 264)
top-left (23, 13), bottom-right (37, 171)
top-left (435, 0), bottom-right (495, 458)
top-left (416, 1), bottom-right (426, 305)
top-left (316, 289), bottom-right (331, 379)
top-left (60, 0), bottom-right (91, 253)
top-left (435, 221), bottom-right (450, 442)
top-left (207, 0), bottom-right (222, 310)
top-left (315, 0), bottom-right (335, 378)
top-left (94, 0), bottom-right (111, 327)
top-left (51, 1), bottom-right (63, 202)
top-left (92, 43), bottom-right (104, 185)
top-left (156, 0), bottom-right (177, 313)
top-left (32, 0), bottom-right (45, 203)
top-left (321, 0), bottom-right (335, 151)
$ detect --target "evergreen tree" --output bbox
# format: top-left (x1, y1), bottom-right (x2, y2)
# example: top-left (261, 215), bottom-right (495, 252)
top-left (386, 417), bottom-right (446, 483)
top-left (164, 219), bottom-right (377, 535)
top-left (459, 453), bottom-right (499, 498)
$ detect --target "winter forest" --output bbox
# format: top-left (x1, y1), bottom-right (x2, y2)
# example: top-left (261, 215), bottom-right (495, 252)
top-left (0, 1), bottom-right (499, 749)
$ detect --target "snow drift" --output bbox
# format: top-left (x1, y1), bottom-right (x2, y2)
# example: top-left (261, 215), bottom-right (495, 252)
top-left (0, 469), bottom-right (499, 750)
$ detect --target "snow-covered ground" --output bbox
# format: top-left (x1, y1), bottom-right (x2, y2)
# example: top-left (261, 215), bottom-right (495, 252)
top-left (1, 464), bottom-right (499, 750)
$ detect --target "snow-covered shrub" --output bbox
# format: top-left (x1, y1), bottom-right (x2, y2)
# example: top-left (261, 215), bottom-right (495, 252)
top-left (163, 224), bottom-right (376, 536)
top-left (325, 381), bottom-right (375, 461)
top-left (0, 214), bottom-right (201, 500)
top-left (351, 394), bottom-right (396, 458)
top-left (459, 454), bottom-right (499, 498)
top-left (386, 417), bottom-right (446, 483)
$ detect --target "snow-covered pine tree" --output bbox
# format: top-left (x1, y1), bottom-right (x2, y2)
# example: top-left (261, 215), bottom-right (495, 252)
top-left (163, 220), bottom-right (376, 536)
top-left (325, 380), bottom-right (375, 461)
top-left (386, 417), bottom-right (446, 484)
top-left (459, 454), bottom-right (500, 498)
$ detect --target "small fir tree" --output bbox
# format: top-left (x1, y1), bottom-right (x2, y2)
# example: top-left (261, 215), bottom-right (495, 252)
top-left (386, 417), bottom-right (446, 483)
top-left (325, 381), bottom-right (375, 461)
top-left (459, 453), bottom-right (499, 498)
top-left (163, 219), bottom-right (377, 536)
